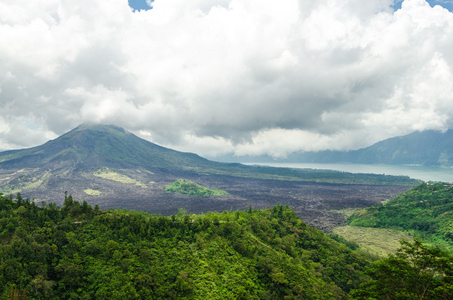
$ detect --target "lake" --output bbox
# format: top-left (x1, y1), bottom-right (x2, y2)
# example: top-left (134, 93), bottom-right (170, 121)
top-left (243, 162), bottom-right (453, 183)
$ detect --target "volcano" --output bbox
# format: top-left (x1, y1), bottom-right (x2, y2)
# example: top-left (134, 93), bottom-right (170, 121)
top-left (0, 123), bottom-right (234, 207)
top-left (0, 124), bottom-right (416, 231)
top-left (0, 123), bottom-right (212, 170)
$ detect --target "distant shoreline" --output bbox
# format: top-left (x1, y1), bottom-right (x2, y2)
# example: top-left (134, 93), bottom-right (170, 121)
top-left (242, 162), bottom-right (453, 183)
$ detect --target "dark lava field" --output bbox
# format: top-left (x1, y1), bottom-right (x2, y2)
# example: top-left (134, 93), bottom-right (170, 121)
top-left (92, 173), bottom-right (410, 232)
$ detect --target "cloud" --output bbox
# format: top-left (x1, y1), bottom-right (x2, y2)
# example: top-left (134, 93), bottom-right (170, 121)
top-left (1, 0), bottom-right (453, 158)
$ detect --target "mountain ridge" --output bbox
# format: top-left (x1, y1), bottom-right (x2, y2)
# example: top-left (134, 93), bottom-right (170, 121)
top-left (344, 129), bottom-right (453, 166)
top-left (220, 129), bottom-right (453, 167)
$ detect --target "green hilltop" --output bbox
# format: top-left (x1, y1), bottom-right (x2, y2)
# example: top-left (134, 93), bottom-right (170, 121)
top-left (347, 182), bottom-right (453, 249)
top-left (164, 179), bottom-right (228, 196)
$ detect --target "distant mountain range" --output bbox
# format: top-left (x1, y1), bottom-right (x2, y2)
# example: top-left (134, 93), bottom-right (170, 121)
top-left (223, 130), bottom-right (453, 167)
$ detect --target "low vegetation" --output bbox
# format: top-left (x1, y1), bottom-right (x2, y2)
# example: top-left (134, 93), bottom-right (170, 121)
top-left (84, 189), bottom-right (102, 196)
top-left (349, 239), bottom-right (453, 299)
top-left (93, 168), bottom-right (147, 187)
top-left (332, 226), bottom-right (413, 257)
top-left (0, 171), bottom-right (49, 195)
top-left (164, 179), bottom-right (228, 196)
top-left (347, 182), bottom-right (453, 250)
top-left (201, 165), bottom-right (421, 185)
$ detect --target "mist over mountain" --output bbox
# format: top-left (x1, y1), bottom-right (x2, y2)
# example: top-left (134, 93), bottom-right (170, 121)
top-left (0, 123), bottom-right (212, 170)
top-left (222, 130), bottom-right (453, 167)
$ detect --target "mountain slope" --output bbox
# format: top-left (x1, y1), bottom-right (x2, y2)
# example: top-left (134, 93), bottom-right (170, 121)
top-left (0, 124), bottom-right (417, 231)
top-left (281, 129), bottom-right (453, 166)
top-left (347, 182), bottom-right (453, 249)
top-left (0, 124), bottom-right (212, 170)
top-left (348, 130), bottom-right (453, 166)
top-left (0, 124), bottom-right (419, 186)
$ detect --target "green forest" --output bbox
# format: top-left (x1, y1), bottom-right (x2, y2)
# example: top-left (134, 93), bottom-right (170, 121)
top-left (1, 191), bottom-right (453, 299)
top-left (348, 182), bottom-right (453, 249)
top-left (0, 192), bottom-right (371, 299)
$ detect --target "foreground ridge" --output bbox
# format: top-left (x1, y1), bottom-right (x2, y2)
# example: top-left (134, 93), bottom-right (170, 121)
top-left (0, 193), bottom-right (371, 299)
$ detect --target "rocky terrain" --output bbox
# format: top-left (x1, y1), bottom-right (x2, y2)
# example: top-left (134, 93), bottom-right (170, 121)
top-left (0, 167), bottom-right (409, 232)
top-left (0, 124), bottom-right (416, 232)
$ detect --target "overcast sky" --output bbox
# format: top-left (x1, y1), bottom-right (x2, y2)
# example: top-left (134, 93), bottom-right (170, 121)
top-left (1, 0), bottom-right (453, 158)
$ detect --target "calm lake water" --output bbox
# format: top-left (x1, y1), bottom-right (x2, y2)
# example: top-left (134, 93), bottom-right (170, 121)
top-left (244, 162), bottom-right (453, 183)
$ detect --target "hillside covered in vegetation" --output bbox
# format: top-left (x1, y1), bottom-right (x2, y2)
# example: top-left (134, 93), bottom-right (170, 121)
top-left (0, 193), bottom-right (376, 299)
top-left (347, 182), bottom-right (453, 249)
top-left (2, 192), bottom-right (453, 299)
top-left (164, 179), bottom-right (228, 196)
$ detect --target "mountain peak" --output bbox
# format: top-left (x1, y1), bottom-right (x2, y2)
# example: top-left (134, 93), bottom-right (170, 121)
top-left (0, 124), bottom-right (209, 170)
top-left (72, 123), bottom-right (127, 133)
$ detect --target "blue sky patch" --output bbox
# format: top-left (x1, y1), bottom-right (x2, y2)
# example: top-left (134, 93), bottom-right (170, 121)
top-left (127, 0), bottom-right (452, 12)
top-left (394, 0), bottom-right (453, 11)
top-left (129, 0), bottom-right (152, 11)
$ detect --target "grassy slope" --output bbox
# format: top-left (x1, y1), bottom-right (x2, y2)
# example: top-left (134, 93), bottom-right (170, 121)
top-left (332, 226), bottom-right (413, 257)
top-left (93, 167), bottom-right (147, 187)
top-left (346, 182), bottom-right (453, 250)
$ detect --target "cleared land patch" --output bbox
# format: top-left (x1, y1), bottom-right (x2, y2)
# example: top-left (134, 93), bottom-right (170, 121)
top-left (333, 226), bottom-right (413, 257)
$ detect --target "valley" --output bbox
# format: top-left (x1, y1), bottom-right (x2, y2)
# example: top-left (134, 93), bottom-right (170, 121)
top-left (84, 171), bottom-right (410, 232)
top-left (0, 124), bottom-right (452, 299)
top-left (0, 124), bottom-right (417, 232)
top-left (0, 166), bottom-right (410, 232)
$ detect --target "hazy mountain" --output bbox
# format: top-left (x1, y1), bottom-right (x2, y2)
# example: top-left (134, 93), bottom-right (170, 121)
top-left (301, 129), bottom-right (453, 166)
top-left (346, 130), bottom-right (453, 166)
top-left (223, 130), bottom-right (453, 167)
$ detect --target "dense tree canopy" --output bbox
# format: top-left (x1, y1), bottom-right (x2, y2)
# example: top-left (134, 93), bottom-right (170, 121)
top-left (164, 179), bottom-right (228, 196)
top-left (0, 193), bottom-right (372, 299)
top-left (350, 239), bottom-right (453, 299)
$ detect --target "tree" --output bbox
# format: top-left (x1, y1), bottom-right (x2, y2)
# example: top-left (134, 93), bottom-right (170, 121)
top-left (16, 192), bottom-right (22, 206)
top-left (63, 194), bottom-right (74, 208)
top-left (350, 239), bottom-right (453, 299)
top-left (82, 200), bottom-right (89, 213)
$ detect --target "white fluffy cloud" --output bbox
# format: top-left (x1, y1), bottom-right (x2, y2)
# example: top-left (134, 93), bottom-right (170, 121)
top-left (1, 0), bottom-right (453, 158)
